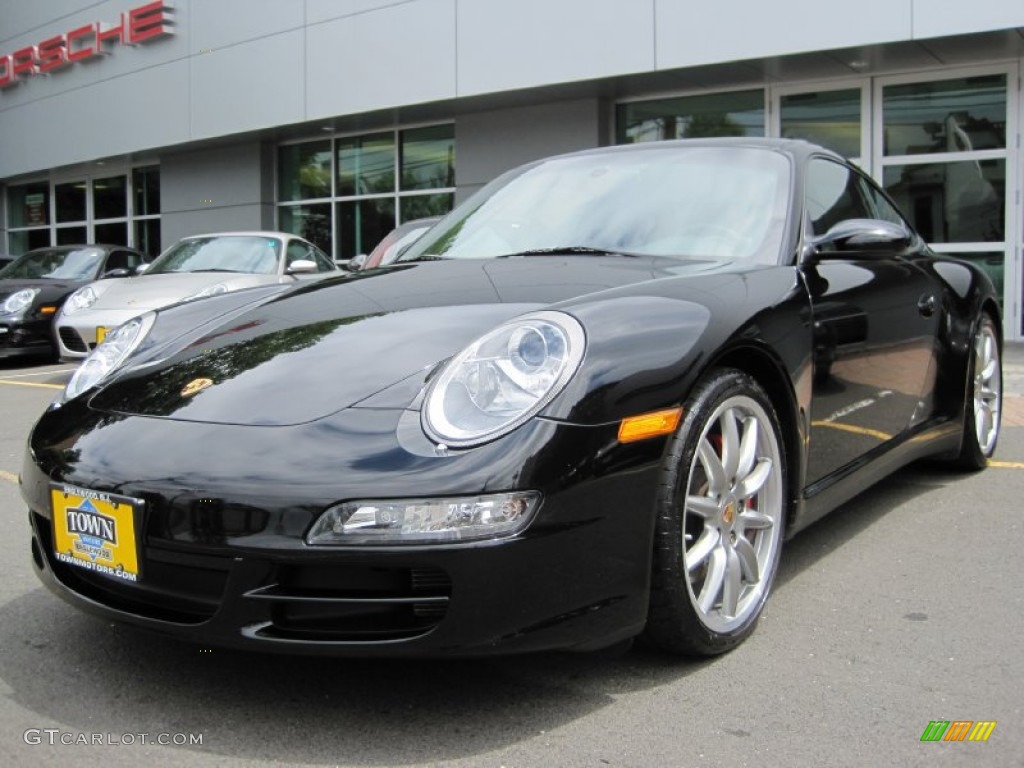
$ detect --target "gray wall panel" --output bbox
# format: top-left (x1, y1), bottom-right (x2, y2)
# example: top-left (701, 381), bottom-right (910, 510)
top-left (190, 0), bottom-right (304, 50)
top-left (457, 0), bottom-right (654, 96)
top-left (455, 99), bottom-right (604, 201)
top-left (912, 0), bottom-right (1024, 39)
top-left (159, 141), bottom-right (273, 245)
top-left (0, 0), bottom-right (101, 43)
top-left (306, 0), bottom-right (455, 119)
top-left (304, 0), bottom-right (418, 25)
top-left (190, 29), bottom-right (305, 139)
top-left (1, 59), bottom-right (190, 176)
top-left (655, 0), bottom-right (912, 69)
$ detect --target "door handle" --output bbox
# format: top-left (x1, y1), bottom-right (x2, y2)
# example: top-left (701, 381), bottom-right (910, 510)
top-left (917, 294), bottom-right (937, 317)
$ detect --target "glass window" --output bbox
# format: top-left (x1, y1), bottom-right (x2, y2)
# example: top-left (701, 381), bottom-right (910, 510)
top-left (400, 193), bottom-right (454, 222)
top-left (279, 203), bottom-right (332, 256)
top-left (9, 229), bottom-right (49, 254)
top-left (56, 226), bottom-right (88, 245)
top-left (278, 141), bottom-right (332, 201)
top-left (8, 182), bottom-right (49, 227)
top-left (337, 133), bottom-right (395, 197)
top-left (148, 236), bottom-right (282, 275)
top-left (134, 219), bottom-right (161, 258)
top-left (93, 175), bottom-right (127, 219)
top-left (616, 90), bottom-right (765, 144)
top-left (133, 166), bottom-right (160, 215)
top-left (883, 159), bottom-right (1004, 243)
top-left (405, 146), bottom-right (791, 265)
top-left (55, 181), bottom-right (87, 222)
top-left (336, 198), bottom-right (395, 260)
top-left (400, 125), bottom-right (455, 191)
top-left (781, 89), bottom-right (861, 158)
top-left (95, 221), bottom-right (128, 245)
top-left (805, 159), bottom-right (873, 237)
top-left (883, 75), bottom-right (1006, 156)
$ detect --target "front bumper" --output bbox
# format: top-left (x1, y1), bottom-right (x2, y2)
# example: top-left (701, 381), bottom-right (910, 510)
top-left (0, 317), bottom-right (55, 359)
top-left (23, 403), bottom-right (667, 656)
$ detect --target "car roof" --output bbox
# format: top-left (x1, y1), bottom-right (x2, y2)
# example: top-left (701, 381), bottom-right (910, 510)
top-left (549, 137), bottom-right (842, 164)
top-left (178, 231), bottom-right (297, 240)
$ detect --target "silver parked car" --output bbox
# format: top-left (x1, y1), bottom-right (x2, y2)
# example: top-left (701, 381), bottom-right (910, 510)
top-left (55, 232), bottom-right (338, 359)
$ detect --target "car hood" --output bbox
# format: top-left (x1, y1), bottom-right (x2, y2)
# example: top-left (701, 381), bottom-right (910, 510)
top-left (91, 272), bottom-right (281, 311)
top-left (88, 257), bottom-right (727, 426)
top-left (0, 277), bottom-right (85, 304)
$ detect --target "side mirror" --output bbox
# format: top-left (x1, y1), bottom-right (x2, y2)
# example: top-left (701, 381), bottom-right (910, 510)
top-left (101, 268), bottom-right (132, 279)
top-left (135, 263), bottom-right (150, 274)
top-left (808, 219), bottom-right (912, 258)
top-left (347, 253), bottom-right (368, 272)
top-left (286, 259), bottom-right (318, 275)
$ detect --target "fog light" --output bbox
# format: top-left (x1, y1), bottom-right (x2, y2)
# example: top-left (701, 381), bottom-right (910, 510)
top-left (306, 491), bottom-right (541, 545)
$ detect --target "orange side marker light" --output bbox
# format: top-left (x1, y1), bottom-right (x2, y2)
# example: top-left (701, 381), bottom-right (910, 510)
top-left (618, 407), bottom-right (683, 444)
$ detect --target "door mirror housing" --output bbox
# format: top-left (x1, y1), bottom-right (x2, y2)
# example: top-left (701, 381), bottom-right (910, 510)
top-left (807, 218), bottom-right (912, 259)
top-left (286, 259), bottom-right (318, 275)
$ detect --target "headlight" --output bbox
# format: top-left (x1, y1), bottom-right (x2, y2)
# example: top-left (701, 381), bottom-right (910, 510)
top-left (2, 288), bottom-right (39, 314)
top-left (307, 491), bottom-right (541, 545)
top-left (63, 312), bottom-right (156, 402)
top-left (62, 285), bottom-right (99, 315)
top-left (184, 282), bottom-right (230, 301)
top-left (422, 310), bottom-right (586, 447)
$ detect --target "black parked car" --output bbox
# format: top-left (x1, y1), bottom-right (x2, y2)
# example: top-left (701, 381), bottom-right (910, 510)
top-left (0, 244), bottom-right (148, 361)
top-left (22, 139), bottom-right (1001, 657)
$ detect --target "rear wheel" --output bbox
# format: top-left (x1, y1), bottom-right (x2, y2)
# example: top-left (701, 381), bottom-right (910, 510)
top-left (956, 315), bottom-right (1001, 470)
top-left (645, 369), bottom-right (786, 656)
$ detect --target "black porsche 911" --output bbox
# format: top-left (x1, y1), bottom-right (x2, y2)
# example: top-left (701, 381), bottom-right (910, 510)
top-left (0, 244), bottom-right (148, 361)
top-left (21, 139), bottom-right (1001, 657)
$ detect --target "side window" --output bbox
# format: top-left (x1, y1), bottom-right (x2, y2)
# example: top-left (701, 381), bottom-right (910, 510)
top-left (286, 241), bottom-right (312, 267)
top-left (857, 174), bottom-right (909, 229)
top-left (104, 250), bottom-right (128, 272)
top-left (805, 158), bottom-right (873, 237)
top-left (311, 247), bottom-right (336, 272)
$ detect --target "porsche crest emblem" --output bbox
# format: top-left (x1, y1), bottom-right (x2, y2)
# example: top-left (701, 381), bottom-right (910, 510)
top-left (180, 378), bottom-right (214, 397)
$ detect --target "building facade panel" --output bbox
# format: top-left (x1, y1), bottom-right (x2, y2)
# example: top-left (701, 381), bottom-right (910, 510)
top-left (456, 0), bottom-right (655, 96)
top-left (911, 0), bottom-right (1024, 40)
top-left (189, 0), bottom-right (305, 51)
top-left (159, 141), bottom-right (274, 246)
top-left (305, 0), bottom-right (457, 120)
top-left (189, 28), bottom-right (306, 139)
top-left (0, 59), bottom-right (191, 178)
top-left (655, 0), bottom-right (913, 70)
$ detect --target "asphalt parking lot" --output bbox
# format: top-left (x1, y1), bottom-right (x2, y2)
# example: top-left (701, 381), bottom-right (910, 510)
top-left (1, 351), bottom-right (1023, 767)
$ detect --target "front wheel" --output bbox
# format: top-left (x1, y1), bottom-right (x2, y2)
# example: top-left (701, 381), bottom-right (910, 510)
top-left (956, 315), bottom-right (1002, 470)
top-left (645, 369), bottom-right (787, 656)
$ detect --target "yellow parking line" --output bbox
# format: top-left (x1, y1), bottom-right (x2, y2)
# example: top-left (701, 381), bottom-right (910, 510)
top-left (0, 470), bottom-right (18, 485)
top-left (0, 379), bottom-right (63, 390)
top-left (811, 420), bottom-right (892, 441)
top-left (989, 460), bottom-right (1024, 469)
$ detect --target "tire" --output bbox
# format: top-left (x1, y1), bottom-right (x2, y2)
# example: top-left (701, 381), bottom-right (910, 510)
top-left (645, 368), bottom-right (787, 656)
top-left (955, 315), bottom-right (1002, 470)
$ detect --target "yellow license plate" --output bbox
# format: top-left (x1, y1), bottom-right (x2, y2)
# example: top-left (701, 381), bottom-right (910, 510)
top-left (95, 326), bottom-right (109, 344)
top-left (51, 484), bottom-right (142, 583)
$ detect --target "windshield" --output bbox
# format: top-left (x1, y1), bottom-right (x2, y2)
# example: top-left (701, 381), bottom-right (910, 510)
top-left (401, 146), bottom-right (792, 264)
top-left (147, 236), bottom-right (282, 275)
top-left (0, 247), bottom-right (105, 280)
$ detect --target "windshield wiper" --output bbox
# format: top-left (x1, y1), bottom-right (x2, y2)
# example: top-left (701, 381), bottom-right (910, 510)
top-left (189, 268), bottom-right (242, 273)
top-left (494, 246), bottom-right (640, 259)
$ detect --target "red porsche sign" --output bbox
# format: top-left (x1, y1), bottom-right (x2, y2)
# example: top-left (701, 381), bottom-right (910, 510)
top-left (0, 1), bottom-right (173, 91)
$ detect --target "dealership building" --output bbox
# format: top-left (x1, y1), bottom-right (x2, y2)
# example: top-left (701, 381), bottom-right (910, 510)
top-left (1, 0), bottom-right (1023, 338)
